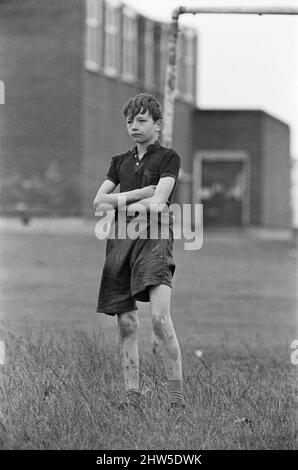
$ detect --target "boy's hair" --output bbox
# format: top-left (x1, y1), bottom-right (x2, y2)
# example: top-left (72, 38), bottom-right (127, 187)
top-left (123, 93), bottom-right (163, 122)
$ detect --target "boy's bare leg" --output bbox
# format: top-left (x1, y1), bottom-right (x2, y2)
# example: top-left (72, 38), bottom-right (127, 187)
top-left (117, 310), bottom-right (141, 406)
top-left (149, 284), bottom-right (184, 406)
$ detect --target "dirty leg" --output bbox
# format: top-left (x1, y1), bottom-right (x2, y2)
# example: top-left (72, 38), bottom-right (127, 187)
top-left (149, 284), bottom-right (183, 400)
top-left (117, 309), bottom-right (139, 392)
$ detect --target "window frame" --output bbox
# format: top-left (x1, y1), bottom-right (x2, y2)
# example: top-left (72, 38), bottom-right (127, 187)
top-left (121, 6), bottom-right (138, 83)
top-left (160, 23), bottom-right (169, 92)
top-left (176, 28), bottom-right (185, 97)
top-left (144, 19), bottom-right (155, 90)
top-left (85, 0), bottom-right (104, 72)
top-left (103, 0), bottom-right (121, 78)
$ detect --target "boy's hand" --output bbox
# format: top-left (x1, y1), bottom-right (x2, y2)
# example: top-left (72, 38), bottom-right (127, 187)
top-left (140, 185), bottom-right (156, 199)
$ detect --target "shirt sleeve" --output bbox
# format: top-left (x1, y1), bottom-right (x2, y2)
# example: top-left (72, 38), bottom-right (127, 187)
top-left (158, 150), bottom-right (181, 181)
top-left (105, 155), bottom-right (120, 186)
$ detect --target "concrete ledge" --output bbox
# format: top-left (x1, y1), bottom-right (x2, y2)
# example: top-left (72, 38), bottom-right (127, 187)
top-left (245, 226), bottom-right (294, 241)
top-left (0, 217), bottom-right (96, 235)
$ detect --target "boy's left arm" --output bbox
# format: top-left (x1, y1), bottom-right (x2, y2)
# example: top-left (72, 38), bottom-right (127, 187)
top-left (126, 176), bottom-right (175, 215)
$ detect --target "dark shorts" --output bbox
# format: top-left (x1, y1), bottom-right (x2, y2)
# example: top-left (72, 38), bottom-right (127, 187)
top-left (97, 213), bottom-right (175, 316)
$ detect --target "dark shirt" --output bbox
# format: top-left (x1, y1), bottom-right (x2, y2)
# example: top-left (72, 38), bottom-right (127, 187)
top-left (105, 141), bottom-right (181, 206)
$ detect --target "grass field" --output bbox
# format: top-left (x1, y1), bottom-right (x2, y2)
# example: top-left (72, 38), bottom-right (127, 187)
top-left (0, 217), bottom-right (297, 449)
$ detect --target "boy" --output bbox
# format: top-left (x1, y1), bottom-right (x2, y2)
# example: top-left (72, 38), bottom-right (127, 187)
top-left (93, 93), bottom-right (184, 411)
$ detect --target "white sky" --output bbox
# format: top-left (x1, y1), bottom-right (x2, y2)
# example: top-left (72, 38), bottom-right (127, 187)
top-left (123, 0), bottom-right (298, 225)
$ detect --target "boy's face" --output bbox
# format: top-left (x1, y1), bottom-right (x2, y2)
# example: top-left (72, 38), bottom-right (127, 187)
top-left (126, 109), bottom-right (162, 146)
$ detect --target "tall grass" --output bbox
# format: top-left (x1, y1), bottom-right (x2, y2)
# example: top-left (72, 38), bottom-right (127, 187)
top-left (0, 327), bottom-right (296, 450)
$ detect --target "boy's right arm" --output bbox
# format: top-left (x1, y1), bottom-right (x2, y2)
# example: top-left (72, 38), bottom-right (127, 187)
top-left (93, 179), bottom-right (156, 214)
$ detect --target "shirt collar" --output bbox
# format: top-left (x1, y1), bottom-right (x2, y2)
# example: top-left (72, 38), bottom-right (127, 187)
top-left (132, 140), bottom-right (160, 156)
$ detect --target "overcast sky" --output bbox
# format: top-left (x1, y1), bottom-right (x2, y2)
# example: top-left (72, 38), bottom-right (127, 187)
top-left (124, 0), bottom-right (298, 160)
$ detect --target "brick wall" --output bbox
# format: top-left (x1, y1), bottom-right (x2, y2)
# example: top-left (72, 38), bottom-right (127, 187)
top-left (193, 110), bottom-right (291, 227)
top-left (261, 114), bottom-right (291, 227)
top-left (194, 111), bottom-right (263, 225)
top-left (0, 0), bottom-right (84, 214)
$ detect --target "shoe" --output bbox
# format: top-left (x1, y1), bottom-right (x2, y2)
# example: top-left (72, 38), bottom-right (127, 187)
top-left (167, 390), bottom-right (186, 413)
top-left (167, 400), bottom-right (186, 413)
top-left (115, 400), bottom-right (140, 411)
top-left (114, 389), bottom-right (143, 412)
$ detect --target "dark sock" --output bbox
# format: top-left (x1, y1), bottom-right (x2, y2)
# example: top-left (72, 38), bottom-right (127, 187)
top-left (169, 390), bottom-right (185, 405)
top-left (168, 379), bottom-right (183, 393)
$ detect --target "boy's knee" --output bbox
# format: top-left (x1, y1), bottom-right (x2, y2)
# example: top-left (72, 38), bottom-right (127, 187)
top-left (152, 310), bottom-right (168, 339)
top-left (118, 310), bottom-right (139, 338)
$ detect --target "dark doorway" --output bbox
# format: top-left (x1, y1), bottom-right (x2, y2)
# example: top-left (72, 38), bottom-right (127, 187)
top-left (201, 160), bottom-right (245, 226)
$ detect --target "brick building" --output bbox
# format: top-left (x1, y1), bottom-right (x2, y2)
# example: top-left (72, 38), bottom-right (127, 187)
top-left (0, 0), bottom-right (292, 227)
top-left (193, 110), bottom-right (291, 227)
top-left (82, 0), bottom-right (197, 215)
top-left (0, 0), bottom-right (84, 214)
top-left (0, 0), bottom-right (197, 215)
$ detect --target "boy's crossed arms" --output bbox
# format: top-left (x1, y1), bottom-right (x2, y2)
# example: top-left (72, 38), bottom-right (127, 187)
top-left (93, 176), bottom-right (176, 215)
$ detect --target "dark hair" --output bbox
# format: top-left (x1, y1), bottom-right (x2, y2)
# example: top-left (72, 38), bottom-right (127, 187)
top-left (123, 93), bottom-right (162, 121)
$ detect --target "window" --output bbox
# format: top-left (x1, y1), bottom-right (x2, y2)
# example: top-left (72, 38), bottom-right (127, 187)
top-left (176, 29), bottom-right (185, 96)
top-left (153, 24), bottom-right (161, 90)
top-left (104, 0), bottom-right (121, 77)
top-left (85, 0), bottom-right (103, 72)
top-left (122, 6), bottom-right (138, 82)
top-left (144, 20), bottom-right (155, 90)
top-left (160, 23), bottom-right (169, 93)
top-left (137, 16), bottom-right (146, 83)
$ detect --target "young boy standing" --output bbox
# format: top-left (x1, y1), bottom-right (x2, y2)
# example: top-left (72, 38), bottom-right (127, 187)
top-left (93, 94), bottom-right (184, 411)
